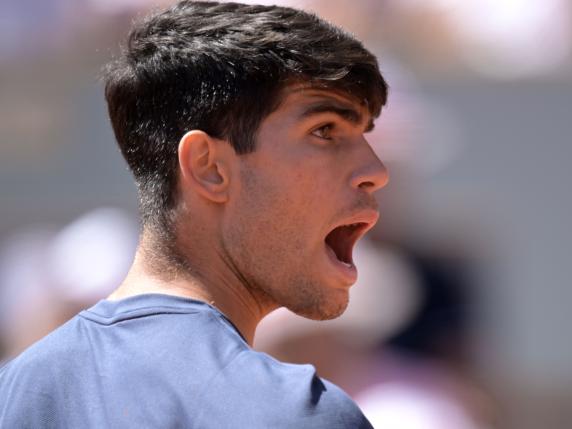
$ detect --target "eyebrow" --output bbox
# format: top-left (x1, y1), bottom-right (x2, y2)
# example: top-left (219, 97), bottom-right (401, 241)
top-left (298, 100), bottom-right (375, 132)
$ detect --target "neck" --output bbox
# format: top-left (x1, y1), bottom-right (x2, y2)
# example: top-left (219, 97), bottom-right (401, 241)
top-left (108, 239), bottom-right (275, 346)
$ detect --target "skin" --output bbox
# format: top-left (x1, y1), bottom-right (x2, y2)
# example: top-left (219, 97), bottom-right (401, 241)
top-left (108, 85), bottom-right (389, 345)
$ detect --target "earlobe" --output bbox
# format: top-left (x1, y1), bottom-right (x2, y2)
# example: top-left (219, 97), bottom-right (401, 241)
top-left (178, 130), bottom-right (230, 203)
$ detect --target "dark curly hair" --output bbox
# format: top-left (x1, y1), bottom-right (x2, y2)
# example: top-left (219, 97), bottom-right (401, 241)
top-left (104, 0), bottom-right (388, 236)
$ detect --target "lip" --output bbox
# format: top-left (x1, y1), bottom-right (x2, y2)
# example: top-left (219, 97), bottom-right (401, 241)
top-left (329, 209), bottom-right (380, 240)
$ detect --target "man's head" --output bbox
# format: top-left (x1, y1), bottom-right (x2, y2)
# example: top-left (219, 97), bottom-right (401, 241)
top-left (105, 0), bottom-right (389, 319)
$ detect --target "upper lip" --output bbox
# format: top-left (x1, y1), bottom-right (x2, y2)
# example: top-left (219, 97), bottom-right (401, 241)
top-left (330, 209), bottom-right (380, 234)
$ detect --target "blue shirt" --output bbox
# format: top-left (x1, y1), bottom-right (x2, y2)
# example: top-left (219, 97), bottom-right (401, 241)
top-left (0, 294), bottom-right (373, 428)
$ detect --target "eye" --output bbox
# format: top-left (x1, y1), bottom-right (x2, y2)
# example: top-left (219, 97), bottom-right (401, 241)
top-left (311, 123), bottom-right (334, 140)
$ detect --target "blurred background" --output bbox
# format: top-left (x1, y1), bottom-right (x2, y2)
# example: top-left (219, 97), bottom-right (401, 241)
top-left (1, 0), bottom-right (571, 428)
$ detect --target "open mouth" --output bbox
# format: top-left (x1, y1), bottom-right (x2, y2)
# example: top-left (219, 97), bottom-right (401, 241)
top-left (324, 222), bottom-right (369, 267)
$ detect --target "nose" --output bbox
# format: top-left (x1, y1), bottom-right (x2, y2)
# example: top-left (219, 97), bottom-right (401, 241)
top-left (350, 143), bottom-right (389, 193)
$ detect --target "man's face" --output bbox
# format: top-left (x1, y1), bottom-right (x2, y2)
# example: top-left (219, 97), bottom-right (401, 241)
top-left (221, 86), bottom-right (388, 320)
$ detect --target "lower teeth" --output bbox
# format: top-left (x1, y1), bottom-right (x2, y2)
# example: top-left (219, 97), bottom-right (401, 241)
top-left (341, 261), bottom-right (353, 268)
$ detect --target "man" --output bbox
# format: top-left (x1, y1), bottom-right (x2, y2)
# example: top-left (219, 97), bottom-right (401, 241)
top-left (0, 1), bottom-right (388, 427)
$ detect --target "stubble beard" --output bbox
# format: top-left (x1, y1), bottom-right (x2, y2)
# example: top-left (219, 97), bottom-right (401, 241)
top-left (228, 167), bottom-right (350, 321)
top-left (230, 238), bottom-right (350, 321)
top-left (221, 215), bottom-right (351, 321)
top-left (277, 274), bottom-right (350, 321)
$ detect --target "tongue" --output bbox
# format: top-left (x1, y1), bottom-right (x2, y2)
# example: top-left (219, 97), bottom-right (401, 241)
top-left (325, 225), bottom-right (352, 265)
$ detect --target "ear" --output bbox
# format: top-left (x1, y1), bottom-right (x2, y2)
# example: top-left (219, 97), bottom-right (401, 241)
top-left (178, 130), bottom-right (232, 204)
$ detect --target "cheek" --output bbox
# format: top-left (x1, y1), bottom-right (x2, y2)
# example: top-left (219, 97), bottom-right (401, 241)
top-left (227, 169), bottom-right (314, 262)
top-left (229, 154), bottom-right (339, 257)
top-left (243, 177), bottom-right (302, 245)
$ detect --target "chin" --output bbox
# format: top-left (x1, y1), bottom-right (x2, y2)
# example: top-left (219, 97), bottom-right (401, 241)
top-left (287, 288), bottom-right (350, 321)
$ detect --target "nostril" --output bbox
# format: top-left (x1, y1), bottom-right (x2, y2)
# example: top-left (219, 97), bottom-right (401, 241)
top-left (358, 181), bottom-right (375, 189)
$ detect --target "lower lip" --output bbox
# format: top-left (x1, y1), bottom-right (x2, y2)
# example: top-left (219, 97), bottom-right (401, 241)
top-left (325, 244), bottom-right (358, 284)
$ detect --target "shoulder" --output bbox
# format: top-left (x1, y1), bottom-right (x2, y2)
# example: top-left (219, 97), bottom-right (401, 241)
top-left (1, 317), bottom-right (79, 380)
top-left (195, 349), bottom-right (373, 428)
top-left (0, 318), bottom-right (83, 427)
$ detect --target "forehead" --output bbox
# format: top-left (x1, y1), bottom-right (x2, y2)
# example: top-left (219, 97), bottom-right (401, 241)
top-left (272, 84), bottom-right (373, 126)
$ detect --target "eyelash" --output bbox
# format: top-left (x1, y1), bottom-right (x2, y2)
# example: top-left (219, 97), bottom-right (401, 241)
top-left (311, 123), bottom-right (335, 140)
